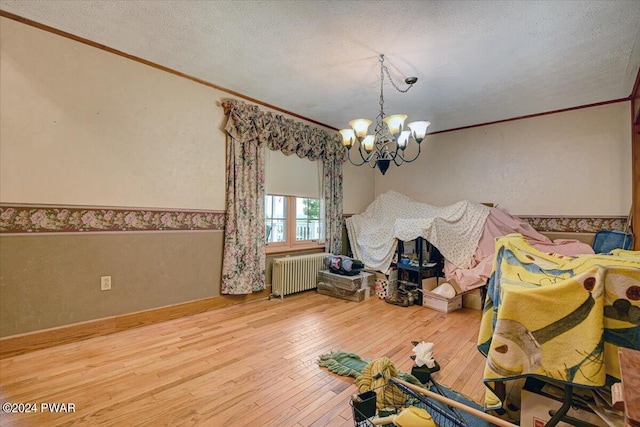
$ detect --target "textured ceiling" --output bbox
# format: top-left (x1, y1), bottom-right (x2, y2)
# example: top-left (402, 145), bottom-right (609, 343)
top-left (1, 0), bottom-right (640, 133)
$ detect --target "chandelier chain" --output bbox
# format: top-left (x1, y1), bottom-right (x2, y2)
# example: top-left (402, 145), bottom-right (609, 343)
top-left (377, 57), bottom-right (386, 143)
top-left (380, 55), bottom-right (414, 94)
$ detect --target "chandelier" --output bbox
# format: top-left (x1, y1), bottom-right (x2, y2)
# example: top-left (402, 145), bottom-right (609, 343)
top-left (339, 54), bottom-right (430, 175)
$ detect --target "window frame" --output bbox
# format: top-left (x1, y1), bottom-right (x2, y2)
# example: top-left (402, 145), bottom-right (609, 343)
top-left (265, 194), bottom-right (324, 254)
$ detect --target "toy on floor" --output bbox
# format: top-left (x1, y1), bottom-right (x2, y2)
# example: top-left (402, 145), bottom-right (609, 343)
top-left (412, 341), bottom-right (435, 368)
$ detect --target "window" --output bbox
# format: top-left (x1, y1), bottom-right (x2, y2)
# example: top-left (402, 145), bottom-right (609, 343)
top-left (264, 150), bottom-right (323, 253)
top-left (295, 197), bottom-right (321, 241)
top-left (265, 194), bottom-right (323, 252)
top-left (265, 195), bottom-right (287, 244)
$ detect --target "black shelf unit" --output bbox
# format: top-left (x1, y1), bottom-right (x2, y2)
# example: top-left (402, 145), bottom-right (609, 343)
top-left (396, 237), bottom-right (443, 304)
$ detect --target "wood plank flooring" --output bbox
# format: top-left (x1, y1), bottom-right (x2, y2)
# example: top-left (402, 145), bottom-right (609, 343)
top-left (0, 291), bottom-right (488, 426)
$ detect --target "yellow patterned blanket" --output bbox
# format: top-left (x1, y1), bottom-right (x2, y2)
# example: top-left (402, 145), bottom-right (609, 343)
top-left (477, 234), bottom-right (640, 407)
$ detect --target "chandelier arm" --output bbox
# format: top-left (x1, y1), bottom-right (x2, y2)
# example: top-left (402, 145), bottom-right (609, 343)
top-left (393, 141), bottom-right (422, 166)
top-left (348, 141), bottom-right (374, 166)
top-left (391, 143), bottom-right (404, 166)
top-left (390, 146), bottom-right (403, 167)
top-left (361, 147), bottom-right (379, 169)
top-left (345, 148), bottom-right (368, 167)
top-left (345, 140), bottom-right (379, 167)
top-left (357, 142), bottom-right (375, 164)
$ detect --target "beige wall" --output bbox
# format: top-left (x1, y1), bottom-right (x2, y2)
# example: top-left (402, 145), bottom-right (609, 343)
top-left (374, 102), bottom-right (632, 215)
top-left (342, 161), bottom-right (376, 214)
top-left (0, 17), bottom-right (227, 210)
top-left (0, 17), bottom-right (338, 337)
top-left (0, 232), bottom-right (223, 336)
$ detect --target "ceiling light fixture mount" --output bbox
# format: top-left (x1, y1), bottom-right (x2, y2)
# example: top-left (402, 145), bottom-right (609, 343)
top-left (340, 54), bottom-right (430, 175)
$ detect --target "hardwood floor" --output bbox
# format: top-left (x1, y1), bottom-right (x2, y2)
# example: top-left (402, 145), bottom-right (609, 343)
top-left (0, 291), bottom-right (487, 426)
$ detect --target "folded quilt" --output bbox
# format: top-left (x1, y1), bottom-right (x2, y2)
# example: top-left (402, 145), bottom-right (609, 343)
top-left (477, 234), bottom-right (640, 402)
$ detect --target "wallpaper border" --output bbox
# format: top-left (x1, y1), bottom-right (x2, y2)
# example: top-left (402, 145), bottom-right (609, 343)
top-left (0, 204), bottom-right (226, 234)
top-left (0, 204), bottom-right (628, 235)
top-left (343, 213), bottom-right (628, 234)
top-left (517, 215), bottom-right (628, 233)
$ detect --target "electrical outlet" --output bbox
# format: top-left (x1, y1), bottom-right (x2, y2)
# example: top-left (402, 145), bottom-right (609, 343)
top-left (100, 276), bottom-right (112, 291)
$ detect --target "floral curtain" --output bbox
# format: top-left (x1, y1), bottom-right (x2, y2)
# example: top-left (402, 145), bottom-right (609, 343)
top-left (220, 102), bottom-right (266, 294)
top-left (323, 157), bottom-right (343, 254)
top-left (221, 99), bottom-right (346, 294)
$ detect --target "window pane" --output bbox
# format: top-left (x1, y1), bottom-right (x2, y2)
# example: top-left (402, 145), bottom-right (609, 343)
top-left (265, 195), bottom-right (287, 243)
top-left (267, 195), bottom-right (285, 219)
top-left (295, 197), bottom-right (320, 241)
top-left (296, 198), bottom-right (320, 219)
top-left (265, 196), bottom-right (272, 217)
top-left (296, 218), bottom-right (321, 241)
top-left (266, 219), bottom-right (286, 243)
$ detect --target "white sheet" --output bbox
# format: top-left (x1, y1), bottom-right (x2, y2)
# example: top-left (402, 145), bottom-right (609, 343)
top-left (345, 191), bottom-right (490, 272)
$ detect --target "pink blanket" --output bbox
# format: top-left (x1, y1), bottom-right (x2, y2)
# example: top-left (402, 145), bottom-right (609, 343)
top-left (444, 208), bottom-right (594, 291)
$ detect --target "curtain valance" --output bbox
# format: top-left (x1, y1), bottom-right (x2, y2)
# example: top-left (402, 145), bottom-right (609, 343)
top-left (222, 99), bottom-right (345, 162)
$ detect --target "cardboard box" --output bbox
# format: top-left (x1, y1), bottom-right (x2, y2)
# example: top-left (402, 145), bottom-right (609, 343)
top-left (373, 270), bottom-right (397, 282)
top-left (520, 378), bottom-right (607, 427)
top-left (373, 270), bottom-right (397, 299)
top-left (374, 279), bottom-right (388, 299)
top-left (421, 292), bottom-right (462, 313)
top-left (374, 271), bottom-right (388, 282)
top-left (317, 282), bottom-right (366, 302)
top-left (462, 288), bottom-right (484, 310)
top-left (421, 277), bottom-right (440, 293)
top-left (317, 270), bottom-right (373, 292)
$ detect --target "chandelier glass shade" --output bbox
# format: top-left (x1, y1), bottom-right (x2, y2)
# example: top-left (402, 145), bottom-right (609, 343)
top-left (340, 54), bottom-right (430, 175)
